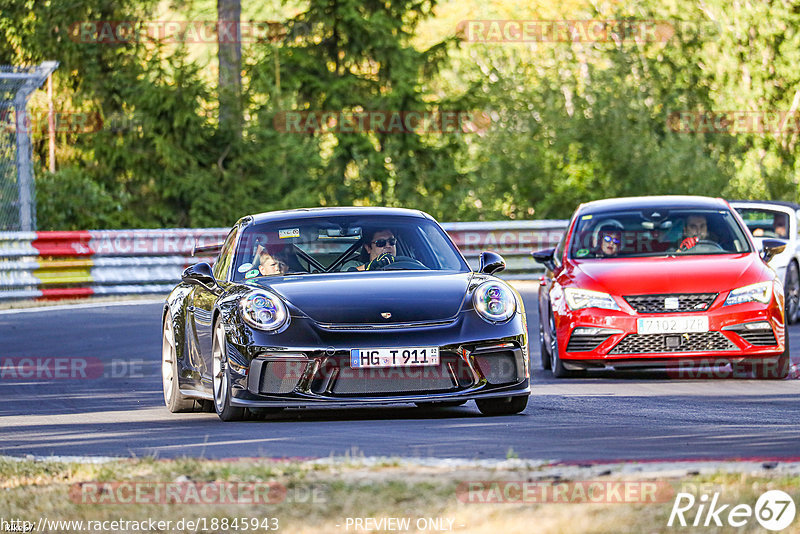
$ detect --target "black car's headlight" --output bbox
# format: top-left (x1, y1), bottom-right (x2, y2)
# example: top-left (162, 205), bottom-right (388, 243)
top-left (473, 281), bottom-right (517, 323)
top-left (240, 290), bottom-right (289, 332)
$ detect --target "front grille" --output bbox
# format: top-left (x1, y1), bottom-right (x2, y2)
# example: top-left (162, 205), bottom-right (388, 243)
top-left (473, 352), bottom-right (518, 385)
top-left (310, 353), bottom-right (474, 396)
top-left (609, 332), bottom-right (737, 354)
top-left (737, 330), bottom-right (777, 346)
top-left (566, 334), bottom-right (613, 352)
top-left (623, 293), bottom-right (718, 313)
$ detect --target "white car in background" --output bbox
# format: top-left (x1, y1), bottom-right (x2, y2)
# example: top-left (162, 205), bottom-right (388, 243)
top-left (731, 200), bottom-right (800, 324)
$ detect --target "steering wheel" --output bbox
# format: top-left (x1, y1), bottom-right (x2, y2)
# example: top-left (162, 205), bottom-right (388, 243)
top-left (680, 239), bottom-right (724, 252)
top-left (379, 256), bottom-right (429, 270)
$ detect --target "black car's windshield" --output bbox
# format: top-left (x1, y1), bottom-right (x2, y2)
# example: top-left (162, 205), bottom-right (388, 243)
top-left (734, 207), bottom-right (791, 239)
top-left (568, 208), bottom-right (753, 259)
top-left (231, 215), bottom-right (469, 280)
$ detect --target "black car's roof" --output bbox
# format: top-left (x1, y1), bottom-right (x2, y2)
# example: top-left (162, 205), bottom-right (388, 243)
top-left (729, 199), bottom-right (800, 211)
top-left (242, 206), bottom-right (433, 226)
top-left (577, 195), bottom-right (730, 216)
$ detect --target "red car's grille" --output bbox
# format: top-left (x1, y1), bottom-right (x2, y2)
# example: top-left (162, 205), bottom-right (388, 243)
top-left (623, 293), bottom-right (718, 313)
top-left (609, 332), bottom-right (737, 354)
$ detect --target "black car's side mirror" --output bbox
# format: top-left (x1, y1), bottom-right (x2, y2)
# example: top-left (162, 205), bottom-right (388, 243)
top-left (479, 251), bottom-right (506, 275)
top-left (182, 262), bottom-right (219, 292)
top-left (761, 238), bottom-right (787, 263)
top-left (532, 248), bottom-right (557, 272)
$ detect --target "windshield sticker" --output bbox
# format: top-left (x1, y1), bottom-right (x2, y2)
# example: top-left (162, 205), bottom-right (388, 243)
top-left (279, 228), bottom-right (300, 239)
top-left (581, 214), bottom-right (593, 220)
top-left (244, 268), bottom-right (259, 279)
top-left (576, 248), bottom-right (590, 257)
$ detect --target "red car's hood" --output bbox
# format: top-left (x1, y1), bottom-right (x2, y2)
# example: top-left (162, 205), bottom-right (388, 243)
top-left (569, 254), bottom-right (769, 295)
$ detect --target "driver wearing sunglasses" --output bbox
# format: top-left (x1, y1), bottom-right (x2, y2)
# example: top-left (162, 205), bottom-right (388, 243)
top-left (597, 228), bottom-right (622, 258)
top-left (357, 229), bottom-right (398, 270)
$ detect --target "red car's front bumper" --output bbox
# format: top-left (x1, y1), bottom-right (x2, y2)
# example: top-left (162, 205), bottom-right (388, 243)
top-left (556, 295), bottom-right (786, 367)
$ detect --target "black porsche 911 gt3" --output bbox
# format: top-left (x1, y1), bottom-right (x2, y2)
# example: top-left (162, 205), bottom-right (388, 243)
top-left (162, 207), bottom-right (530, 420)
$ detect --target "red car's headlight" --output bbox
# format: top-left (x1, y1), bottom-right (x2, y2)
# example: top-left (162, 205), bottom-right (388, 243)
top-left (724, 282), bottom-right (773, 306)
top-left (564, 288), bottom-right (620, 311)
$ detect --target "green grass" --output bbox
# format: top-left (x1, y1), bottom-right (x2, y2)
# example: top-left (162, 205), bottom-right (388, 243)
top-left (2, 457), bottom-right (800, 533)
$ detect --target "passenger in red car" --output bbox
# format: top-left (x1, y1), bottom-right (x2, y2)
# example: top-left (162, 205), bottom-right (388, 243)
top-left (598, 229), bottom-right (622, 257)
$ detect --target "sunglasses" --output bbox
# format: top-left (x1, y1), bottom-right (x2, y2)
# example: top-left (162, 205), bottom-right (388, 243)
top-left (372, 238), bottom-right (397, 247)
top-left (602, 235), bottom-right (621, 245)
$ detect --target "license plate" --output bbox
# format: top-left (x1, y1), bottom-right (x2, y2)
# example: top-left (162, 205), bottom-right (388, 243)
top-left (350, 347), bottom-right (440, 368)
top-left (637, 316), bottom-right (709, 335)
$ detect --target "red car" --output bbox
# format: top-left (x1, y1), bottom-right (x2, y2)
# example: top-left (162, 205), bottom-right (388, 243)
top-left (533, 196), bottom-right (790, 379)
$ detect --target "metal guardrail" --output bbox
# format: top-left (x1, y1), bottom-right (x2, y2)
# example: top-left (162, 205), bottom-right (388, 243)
top-left (0, 221), bottom-right (568, 301)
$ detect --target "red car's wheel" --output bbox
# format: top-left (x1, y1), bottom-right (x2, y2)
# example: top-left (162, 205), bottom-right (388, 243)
top-left (785, 261), bottom-right (799, 325)
top-left (539, 316), bottom-right (551, 370)
top-left (549, 309), bottom-right (583, 378)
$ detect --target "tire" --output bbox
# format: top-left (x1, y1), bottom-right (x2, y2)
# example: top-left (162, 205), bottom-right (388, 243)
top-left (785, 261), bottom-right (799, 325)
top-left (162, 315), bottom-right (195, 413)
top-left (549, 309), bottom-right (583, 378)
top-left (414, 401), bottom-right (467, 408)
top-left (476, 395), bottom-right (528, 416)
top-left (212, 321), bottom-right (246, 421)
top-left (539, 316), bottom-right (551, 370)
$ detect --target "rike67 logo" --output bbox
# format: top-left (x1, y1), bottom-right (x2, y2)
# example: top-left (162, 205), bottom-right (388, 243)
top-left (668, 490), bottom-right (796, 531)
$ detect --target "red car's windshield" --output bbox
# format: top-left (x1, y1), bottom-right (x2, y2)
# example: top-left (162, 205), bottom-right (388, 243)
top-left (568, 208), bottom-right (753, 259)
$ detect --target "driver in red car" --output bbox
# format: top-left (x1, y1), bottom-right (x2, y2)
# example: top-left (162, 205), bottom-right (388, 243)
top-left (357, 229), bottom-right (398, 270)
top-left (679, 214), bottom-right (710, 251)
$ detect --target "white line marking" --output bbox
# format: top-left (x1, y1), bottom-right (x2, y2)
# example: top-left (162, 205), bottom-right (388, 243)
top-left (0, 299), bottom-right (165, 315)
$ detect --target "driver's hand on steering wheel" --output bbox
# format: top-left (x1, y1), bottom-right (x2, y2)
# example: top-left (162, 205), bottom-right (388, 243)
top-left (679, 236), bottom-right (698, 251)
top-left (366, 252), bottom-right (395, 271)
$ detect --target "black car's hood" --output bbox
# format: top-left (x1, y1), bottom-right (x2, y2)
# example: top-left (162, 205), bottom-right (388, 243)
top-left (252, 271), bottom-right (473, 324)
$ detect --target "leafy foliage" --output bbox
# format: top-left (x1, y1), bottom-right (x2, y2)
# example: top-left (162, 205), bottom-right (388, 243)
top-left (0, 0), bottom-right (797, 229)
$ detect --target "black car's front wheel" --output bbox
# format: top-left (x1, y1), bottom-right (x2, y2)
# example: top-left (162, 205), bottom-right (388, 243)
top-left (213, 321), bottom-right (246, 421)
top-left (162, 315), bottom-right (195, 412)
top-left (475, 395), bottom-right (528, 416)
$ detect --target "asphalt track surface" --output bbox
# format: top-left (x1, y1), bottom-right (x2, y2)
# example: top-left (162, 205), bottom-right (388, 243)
top-left (1, 287), bottom-right (799, 462)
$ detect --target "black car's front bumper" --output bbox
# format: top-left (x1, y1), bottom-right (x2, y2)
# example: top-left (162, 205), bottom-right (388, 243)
top-left (227, 340), bottom-right (529, 407)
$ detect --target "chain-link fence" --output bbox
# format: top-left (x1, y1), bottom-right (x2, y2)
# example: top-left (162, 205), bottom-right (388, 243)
top-left (0, 61), bottom-right (58, 231)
